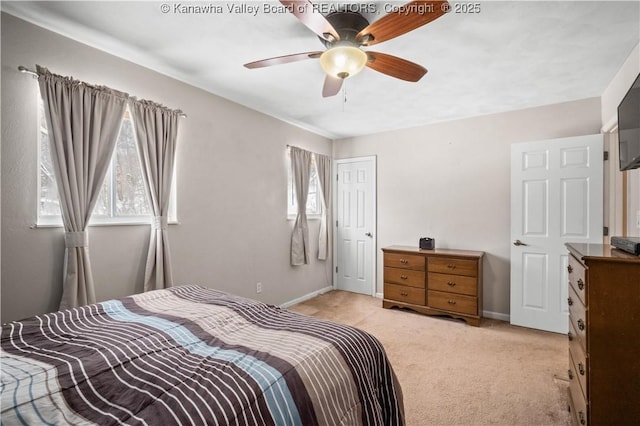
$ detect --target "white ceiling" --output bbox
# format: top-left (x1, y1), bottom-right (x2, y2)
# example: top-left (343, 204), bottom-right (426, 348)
top-left (3, 1), bottom-right (640, 139)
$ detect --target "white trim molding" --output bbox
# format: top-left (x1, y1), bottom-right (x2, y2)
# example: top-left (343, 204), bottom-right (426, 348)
top-left (280, 286), bottom-right (333, 309)
top-left (483, 310), bottom-right (510, 322)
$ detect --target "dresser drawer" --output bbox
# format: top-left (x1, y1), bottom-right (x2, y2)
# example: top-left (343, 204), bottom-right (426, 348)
top-left (428, 272), bottom-right (477, 296)
top-left (568, 286), bottom-right (587, 354)
top-left (570, 343), bottom-right (588, 401)
top-left (427, 290), bottom-right (477, 315)
top-left (384, 283), bottom-right (425, 305)
top-left (428, 257), bottom-right (478, 277)
top-left (384, 267), bottom-right (425, 288)
top-left (568, 320), bottom-right (586, 382)
top-left (382, 246), bottom-right (484, 326)
top-left (568, 254), bottom-right (587, 305)
top-left (569, 352), bottom-right (589, 426)
top-left (384, 253), bottom-right (425, 271)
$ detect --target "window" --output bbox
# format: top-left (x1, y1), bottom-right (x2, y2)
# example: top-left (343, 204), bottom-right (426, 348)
top-left (38, 97), bottom-right (176, 226)
top-left (287, 149), bottom-right (323, 218)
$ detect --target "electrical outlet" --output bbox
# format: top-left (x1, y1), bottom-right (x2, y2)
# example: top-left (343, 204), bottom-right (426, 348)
top-left (256, 282), bottom-right (263, 294)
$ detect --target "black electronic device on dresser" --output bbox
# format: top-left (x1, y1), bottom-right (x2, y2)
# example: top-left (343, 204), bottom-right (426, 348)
top-left (610, 236), bottom-right (640, 255)
top-left (419, 237), bottom-right (435, 250)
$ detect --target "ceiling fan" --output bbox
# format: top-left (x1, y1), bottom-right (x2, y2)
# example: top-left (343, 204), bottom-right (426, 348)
top-left (244, 1), bottom-right (449, 97)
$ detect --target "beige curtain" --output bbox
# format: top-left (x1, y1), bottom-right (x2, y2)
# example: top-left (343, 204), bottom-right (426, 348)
top-left (315, 153), bottom-right (331, 260)
top-left (37, 65), bottom-right (128, 309)
top-left (290, 146), bottom-right (313, 266)
top-left (130, 99), bottom-right (180, 291)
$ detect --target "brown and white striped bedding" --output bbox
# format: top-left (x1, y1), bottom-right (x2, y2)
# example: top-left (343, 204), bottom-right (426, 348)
top-left (1, 285), bottom-right (404, 425)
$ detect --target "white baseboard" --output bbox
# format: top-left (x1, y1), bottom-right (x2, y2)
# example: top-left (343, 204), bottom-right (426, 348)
top-left (280, 285), bottom-right (334, 309)
top-left (483, 310), bottom-right (510, 322)
top-left (281, 288), bottom-right (510, 323)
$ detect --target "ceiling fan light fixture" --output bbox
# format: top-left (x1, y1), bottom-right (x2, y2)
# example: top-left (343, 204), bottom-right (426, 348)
top-left (319, 45), bottom-right (367, 79)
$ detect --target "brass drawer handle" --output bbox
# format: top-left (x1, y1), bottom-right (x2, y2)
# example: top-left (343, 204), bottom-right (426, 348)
top-left (567, 297), bottom-right (573, 306)
top-left (400, 258), bottom-right (408, 264)
top-left (447, 281), bottom-right (456, 287)
top-left (577, 319), bottom-right (585, 331)
top-left (578, 412), bottom-right (586, 425)
top-left (568, 331), bottom-right (574, 341)
top-left (447, 264), bottom-right (456, 269)
top-left (577, 278), bottom-right (585, 290)
top-left (578, 363), bottom-right (585, 376)
top-left (568, 265), bottom-right (573, 273)
top-left (568, 369), bottom-right (574, 380)
top-left (400, 291), bottom-right (409, 297)
top-left (447, 299), bottom-right (456, 305)
top-left (400, 275), bottom-right (408, 280)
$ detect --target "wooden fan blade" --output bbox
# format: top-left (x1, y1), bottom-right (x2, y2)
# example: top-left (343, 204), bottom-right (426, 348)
top-left (244, 51), bottom-right (322, 69)
top-left (280, 1), bottom-right (340, 41)
top-left (322, 75), bottom-right (343, 97)
top-left (357, 1), bottom-right (449, 46)
top-left (365, 52), bottom-right (427, 82)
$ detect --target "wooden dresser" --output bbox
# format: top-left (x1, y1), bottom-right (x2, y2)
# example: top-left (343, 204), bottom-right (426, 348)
top-left (382, 246), bottom-right (484, 326)
top-left (565, 243), bottom-right (640, 426)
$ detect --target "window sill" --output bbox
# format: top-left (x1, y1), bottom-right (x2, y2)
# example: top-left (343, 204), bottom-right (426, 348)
top-left (287, 214), bottom-right (322, 221)
top-left (33, 219), bottom-right (179, 228)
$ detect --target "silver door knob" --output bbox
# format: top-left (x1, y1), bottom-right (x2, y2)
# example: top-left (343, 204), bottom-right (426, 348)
top-left (513, 239), bottom-right (528, 246)
top-left (365, 232), bottom-right (373, 238)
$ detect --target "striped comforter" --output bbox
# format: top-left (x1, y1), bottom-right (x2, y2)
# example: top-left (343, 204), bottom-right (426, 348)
top-left (1, 285), bottom-right (404, 425)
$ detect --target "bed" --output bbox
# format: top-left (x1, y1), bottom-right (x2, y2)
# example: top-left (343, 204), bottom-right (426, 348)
top-left (1, 285), bottom-right (404, 425)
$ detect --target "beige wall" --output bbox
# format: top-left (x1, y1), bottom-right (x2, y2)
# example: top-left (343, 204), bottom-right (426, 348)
top-left (333, 98), bottom-right (602, 319)
top-left (601, 43), bottom-right (640, 127)
top-left (1, 13), bottom-right (333, 323)
top-left (601, 43), bottom-right (640, 237)
top-left (1, 13), bottom-right (637, 324)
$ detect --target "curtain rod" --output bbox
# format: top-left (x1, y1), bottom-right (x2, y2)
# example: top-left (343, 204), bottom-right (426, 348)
top-left (286, 145), bottom-right (330, 159)
top-left (18, 65), bottom-right (38, 77)
top-left (286, 145), bottom-right (315, 152)
top-left (18, 65), bottom-right (187, 118)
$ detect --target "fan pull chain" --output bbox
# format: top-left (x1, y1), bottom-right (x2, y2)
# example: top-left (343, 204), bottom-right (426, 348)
top-left (342, 80), bottom-right (347, 112)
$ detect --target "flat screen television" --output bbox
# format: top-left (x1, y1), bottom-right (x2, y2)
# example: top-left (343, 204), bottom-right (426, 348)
top-left (618, 72), bottom-right (640, 171)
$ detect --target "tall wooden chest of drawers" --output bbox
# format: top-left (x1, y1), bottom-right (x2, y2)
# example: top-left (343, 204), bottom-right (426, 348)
top-left (382, 246), bottom-right (484, 326)
top-left (565, 243), bottom-right (640, 426)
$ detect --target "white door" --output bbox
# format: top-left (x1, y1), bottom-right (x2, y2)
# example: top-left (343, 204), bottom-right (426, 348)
top-left (334, 157), bottom-right (376, 295)
top-left (510, 135), bottom-right (603, 333)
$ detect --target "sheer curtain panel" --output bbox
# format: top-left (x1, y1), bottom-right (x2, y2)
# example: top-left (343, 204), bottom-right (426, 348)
top-left (130, 100), bottom-right (181, 291)
top-left (315, 153), bottom-right (331, 260)
top-left (37, 65), bottom-right (128, 309)
top-left (290, 147), bottom-right (313, 265)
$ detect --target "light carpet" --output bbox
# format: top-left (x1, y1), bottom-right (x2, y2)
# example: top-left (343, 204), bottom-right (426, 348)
top-left (288, 290), bottom-right (572, 426)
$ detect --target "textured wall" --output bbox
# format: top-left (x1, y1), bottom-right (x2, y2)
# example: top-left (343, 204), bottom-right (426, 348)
top-left (601, 43), bottom-right (640, 237)
top-left (1, 13), bottom-right (332, 322)
top-left (333, 98), bottom-right (603, 319)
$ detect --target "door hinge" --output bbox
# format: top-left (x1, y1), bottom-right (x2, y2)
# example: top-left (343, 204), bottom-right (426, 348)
top-left (335, 266), bottom-right (338, 273)
top-left (604, 151), bottom-right (609, 161)
top-left (336, 173), bottom-right (339, 181)
top-left (603, 226), bottom-right (609, 236)
top-left (336, 220), bottom-right (338, 227)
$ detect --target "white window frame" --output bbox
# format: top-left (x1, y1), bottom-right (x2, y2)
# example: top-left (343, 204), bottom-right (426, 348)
top-left (286, 149), bottom-right (323, 220)
top-left (36, 96), bottom-right (177, 227)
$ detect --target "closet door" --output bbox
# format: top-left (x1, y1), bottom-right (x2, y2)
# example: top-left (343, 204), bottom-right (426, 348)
top-left (335, 157), bottom-right (376, 296)
top-left (510, 134), bottom-right (603, 333)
